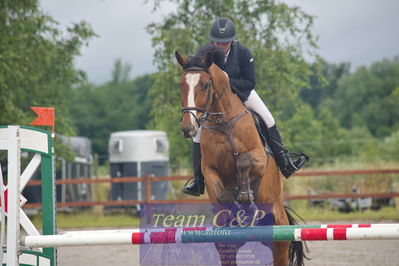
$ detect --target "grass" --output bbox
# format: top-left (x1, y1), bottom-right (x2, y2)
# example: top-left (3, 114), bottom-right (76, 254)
top-left (285, 161), bottom-right (399, 196)
top-left (30, 211), bottom-right (141, 229)
top-left (289, 199), bottom-right (399, 222)
top-left (292, 206), bottom-right (399, 222)
top-left (27, 206), bottom-right (398, 230)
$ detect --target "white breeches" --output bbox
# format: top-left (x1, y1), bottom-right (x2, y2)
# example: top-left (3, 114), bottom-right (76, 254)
top-left (193, 90), bottom-right (275, 143)
top-left (244, 90), bottom-right (275, 128)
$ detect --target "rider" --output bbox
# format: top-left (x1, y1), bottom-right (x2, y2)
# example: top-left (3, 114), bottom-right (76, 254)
top-left (183, 17), bottom-right (309, 196)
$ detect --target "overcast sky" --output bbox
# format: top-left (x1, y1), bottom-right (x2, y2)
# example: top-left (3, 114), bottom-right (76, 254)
top-left (39, 0), bottom-right (399, 84)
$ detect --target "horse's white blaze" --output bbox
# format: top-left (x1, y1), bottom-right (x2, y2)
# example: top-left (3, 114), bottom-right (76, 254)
top-left (185, 73), bottom-right (200, 127)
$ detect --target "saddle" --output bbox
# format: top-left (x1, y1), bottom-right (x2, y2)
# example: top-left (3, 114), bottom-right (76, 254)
top-left (250, 111), bottom-right (273, 156)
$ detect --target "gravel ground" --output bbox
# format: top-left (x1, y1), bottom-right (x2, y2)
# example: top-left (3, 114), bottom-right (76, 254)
top-left (57, 221), bottom-right (399, 266)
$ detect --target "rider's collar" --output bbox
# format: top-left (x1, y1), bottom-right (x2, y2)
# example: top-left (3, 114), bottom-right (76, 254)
top-left (224, 48), bottom-right (231, 63)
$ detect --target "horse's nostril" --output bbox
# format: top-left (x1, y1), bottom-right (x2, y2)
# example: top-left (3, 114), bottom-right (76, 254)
top-left (180, 124), bottom-right (195, 138)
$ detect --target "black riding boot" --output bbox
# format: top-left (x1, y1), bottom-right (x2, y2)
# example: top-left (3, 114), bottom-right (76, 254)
top-left (268, 125), bottom-right (309, 178)
top-left (182, 142), bottom-right (205, 196)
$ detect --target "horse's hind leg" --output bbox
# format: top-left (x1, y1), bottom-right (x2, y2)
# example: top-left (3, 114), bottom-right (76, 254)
top-left (260, 203), bottom-right (290, 266)
top-left (272, 241), bottom-right (290, 266)
top-left (272, 203), bottom-right (290, 266)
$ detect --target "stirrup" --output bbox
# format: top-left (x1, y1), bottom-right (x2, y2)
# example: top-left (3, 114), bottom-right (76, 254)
top-left (292, 152), bottom-right (310, 169)
top-left (277, 151), bottom-right (309, 178)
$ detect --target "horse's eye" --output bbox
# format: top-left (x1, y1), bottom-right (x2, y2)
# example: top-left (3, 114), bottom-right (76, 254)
top-left (201, 82), bottom-right (210, 90)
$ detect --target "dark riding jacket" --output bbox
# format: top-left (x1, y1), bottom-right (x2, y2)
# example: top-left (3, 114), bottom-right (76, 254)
top-left (220, 41), bottom-right (256, 102)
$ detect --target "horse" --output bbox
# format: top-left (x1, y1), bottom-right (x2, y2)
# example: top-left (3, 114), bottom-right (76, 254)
top-left (175, 45), bottom-right (307, 266)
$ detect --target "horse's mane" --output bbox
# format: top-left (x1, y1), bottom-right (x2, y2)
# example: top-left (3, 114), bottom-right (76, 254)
top-left (183, 43), bottom-right (225, 70)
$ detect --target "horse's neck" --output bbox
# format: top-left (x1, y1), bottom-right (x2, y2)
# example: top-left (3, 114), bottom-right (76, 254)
top-left (216, 88), bottom-right (246, 118)
top-left (210, 67), bottom-right (246, 118)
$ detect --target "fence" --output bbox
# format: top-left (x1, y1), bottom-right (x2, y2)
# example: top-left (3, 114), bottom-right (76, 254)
top-left (23, 169), bottom-right (399, 208)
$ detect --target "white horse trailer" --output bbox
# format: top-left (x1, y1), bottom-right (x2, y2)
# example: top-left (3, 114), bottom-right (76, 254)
top-left (108, 130), bottom-right (170, 211)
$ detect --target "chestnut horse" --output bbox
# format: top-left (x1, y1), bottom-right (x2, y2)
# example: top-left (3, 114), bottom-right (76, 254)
top-left (176, 45), bottom-right (306, 266)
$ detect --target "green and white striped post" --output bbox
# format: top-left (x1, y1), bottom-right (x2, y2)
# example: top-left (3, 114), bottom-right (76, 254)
top-left (1, 126), bottom-right (55, 266)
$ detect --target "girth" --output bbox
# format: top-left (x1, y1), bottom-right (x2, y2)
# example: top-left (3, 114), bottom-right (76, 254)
top-left (202, 110), bottom-right (249, 157)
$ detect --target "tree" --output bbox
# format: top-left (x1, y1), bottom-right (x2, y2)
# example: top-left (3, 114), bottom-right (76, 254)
top-left (300, 59), bottom-right (350, 112)
top-left (111, 58), bottom-right (132, 84)
top-left (146, 0), bottom-right (319, 169)
top-left (327, 59), bottom-right (399, 137)
top-left (69, 60), bottom-right (155, 155)
top-left (0, 0), bottom-right (96, 134)
top-left (282, 104), bottom-right (353, 166)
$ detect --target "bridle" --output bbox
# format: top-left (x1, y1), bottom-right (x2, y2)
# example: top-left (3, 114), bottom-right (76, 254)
top-left (180, 66), bottom-right (227, 127)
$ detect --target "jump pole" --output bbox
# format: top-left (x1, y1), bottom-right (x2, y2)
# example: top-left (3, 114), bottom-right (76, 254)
top-left (21, 225), bottom-right (399, 248)
top-left (60, 223), bottom-right (399, 236)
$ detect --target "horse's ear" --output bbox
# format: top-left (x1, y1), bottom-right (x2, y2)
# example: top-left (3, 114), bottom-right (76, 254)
top-left (175, 51), bottom-right (188, 67)
top-left (203, 53), bottom-right (214, 69)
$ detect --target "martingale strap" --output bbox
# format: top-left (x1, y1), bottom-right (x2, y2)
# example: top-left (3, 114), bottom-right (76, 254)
top-left (202, 110), bottom-right (249, 157)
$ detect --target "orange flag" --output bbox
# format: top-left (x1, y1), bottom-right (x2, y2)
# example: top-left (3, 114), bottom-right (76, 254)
top-left (31, 107), bottom-right (55, 134)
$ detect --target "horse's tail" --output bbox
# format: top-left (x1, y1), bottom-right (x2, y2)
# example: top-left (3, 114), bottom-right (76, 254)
top-left (284, 205), bottom-right (310, 266)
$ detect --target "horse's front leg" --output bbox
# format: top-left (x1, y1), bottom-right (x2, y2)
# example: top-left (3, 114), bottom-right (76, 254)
top-left (236, 152), bottom-right (254, 204)
top-left (203, 166), bottom-right (236, 227)
top-left (203, 167), bottom-right (239, 266)
top-left (203, 167), bottom-right (234, 204)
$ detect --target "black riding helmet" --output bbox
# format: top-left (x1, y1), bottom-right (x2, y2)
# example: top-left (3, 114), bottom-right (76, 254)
top-left (209, 18), bottom-right (236, 43)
